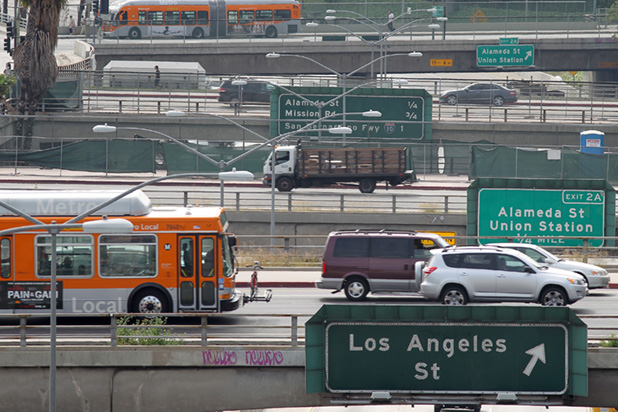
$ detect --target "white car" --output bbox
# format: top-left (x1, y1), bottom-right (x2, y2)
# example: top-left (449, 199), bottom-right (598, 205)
top-left (488, 243), bottom-right (609, 289)
top-left (420, 246), bottom-right (588, 306)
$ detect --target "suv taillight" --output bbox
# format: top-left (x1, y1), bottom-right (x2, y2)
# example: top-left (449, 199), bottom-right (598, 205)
top-left (322, 261), bottom-right (327, 274)
top-left (423, 266), bottom-right (437, 276)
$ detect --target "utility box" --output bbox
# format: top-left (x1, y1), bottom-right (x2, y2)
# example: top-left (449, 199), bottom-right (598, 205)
top-left (580, 130), bottom-right (604, 155)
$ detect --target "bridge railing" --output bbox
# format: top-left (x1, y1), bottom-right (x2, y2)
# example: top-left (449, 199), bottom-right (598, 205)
top-left (19, 70), bottom-right (618, 123)
top-left (0, 311), bottom-right (615, 348)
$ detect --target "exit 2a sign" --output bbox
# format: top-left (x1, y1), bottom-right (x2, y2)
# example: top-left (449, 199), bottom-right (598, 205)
top-left (325, 322), bottom-right (568, 394)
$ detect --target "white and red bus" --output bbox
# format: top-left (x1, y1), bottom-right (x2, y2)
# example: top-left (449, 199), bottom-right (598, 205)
top-left (0, 190), bottom-right (245, 314)
top-left (102, 0), bottom-right (301, 39)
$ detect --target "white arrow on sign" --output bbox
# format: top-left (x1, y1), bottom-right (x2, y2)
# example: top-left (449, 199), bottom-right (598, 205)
top-left (523, 343), bottom-right (546, 376)
top-left (525, 50), bottom-right (533, 61)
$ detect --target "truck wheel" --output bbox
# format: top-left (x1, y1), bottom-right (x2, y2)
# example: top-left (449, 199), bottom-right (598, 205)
top-left (359, 179), bottom-right (376, 193)
top-left (276, 177), bottom-right (294, 192)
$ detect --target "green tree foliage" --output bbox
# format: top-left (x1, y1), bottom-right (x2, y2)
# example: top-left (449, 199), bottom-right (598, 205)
top-left (608, 1), bottom-right (618, 22)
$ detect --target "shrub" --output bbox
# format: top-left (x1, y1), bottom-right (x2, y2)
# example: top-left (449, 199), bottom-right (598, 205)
top-left (116, 316), bottom-right (183, 345)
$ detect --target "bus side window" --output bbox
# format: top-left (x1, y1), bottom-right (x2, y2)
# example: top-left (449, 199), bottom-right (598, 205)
top-left (274, 9), bottom-right (291, 21)
top-left (0, 239), bottom-right (10, 279)
top-left (165, 11), bottom-right (179, 25)
top-left (138, 11), bottom-right (147, 25)
top-left (227, 10), bottom-right (238, 25)
top-left (182, 11), bottom-right (196, 25)
top-left (256, 10), bottom-right (273, 21)
top-left (239, 10), bottom-right (254, 24)
top-left (149, 11), bottom-right (163, 25)
top-left (197, 10), bottom-right (208, 25)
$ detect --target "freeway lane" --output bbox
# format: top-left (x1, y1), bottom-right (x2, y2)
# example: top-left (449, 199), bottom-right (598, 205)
top-left (1, 288), bottom-right (617, 345)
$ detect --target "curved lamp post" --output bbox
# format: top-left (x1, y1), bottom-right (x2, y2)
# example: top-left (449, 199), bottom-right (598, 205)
top-left (92, 124), bottom-right (255, 207)
top-left (266, 52), bottom-right (419, 126)
top-left (0, 201), bottom-right (134, 412)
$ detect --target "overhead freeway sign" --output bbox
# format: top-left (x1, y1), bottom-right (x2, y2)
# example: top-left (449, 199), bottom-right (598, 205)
top-left (477, 45), bottom-right (534, 67)
top-left (270, 86), bottom-right (432, 140)
top-left (325, 322), bottom-right (567, 393)
top-left (305, 305), bottom-right (588, 397)
top-left (477, 188), bottom-right (606, 247)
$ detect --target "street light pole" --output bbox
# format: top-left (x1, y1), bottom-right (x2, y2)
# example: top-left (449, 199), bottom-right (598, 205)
top-left (92, 125), bottom-right (254, 207)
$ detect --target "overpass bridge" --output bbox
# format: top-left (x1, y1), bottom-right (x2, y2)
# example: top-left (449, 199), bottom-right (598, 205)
top-left (0, 345), bottom-right (617, 411)
top-left (92, 31), bottom-right (618, 82)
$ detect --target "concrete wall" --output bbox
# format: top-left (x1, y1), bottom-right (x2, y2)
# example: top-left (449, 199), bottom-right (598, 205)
top-left (4, 114), bottom-right (618, 150)
top-left (0, 346), bottom-right (616, 411)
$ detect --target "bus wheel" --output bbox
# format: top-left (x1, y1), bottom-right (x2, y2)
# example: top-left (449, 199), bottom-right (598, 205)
top-left (128, 27), bottom-right (142, 39)
top-left (192, 27), bottom-right (205, 39)
top-left (132, 289), bottom-right (168, 314)
top-left (265, 26), bottom-right (278, 38)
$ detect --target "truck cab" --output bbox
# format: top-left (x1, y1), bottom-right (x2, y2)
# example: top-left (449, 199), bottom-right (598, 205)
top-left (262, 145), bottom-right (297, 191)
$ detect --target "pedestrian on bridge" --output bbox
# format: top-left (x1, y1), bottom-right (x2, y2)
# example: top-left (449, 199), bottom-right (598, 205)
top-left (154, 65), bottom-right (160, 88)
top-left (387, 11), bottom-right (395, 31)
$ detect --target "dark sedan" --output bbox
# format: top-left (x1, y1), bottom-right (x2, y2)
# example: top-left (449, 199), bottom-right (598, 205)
top-left (439, 83), bottom-right (518, 106)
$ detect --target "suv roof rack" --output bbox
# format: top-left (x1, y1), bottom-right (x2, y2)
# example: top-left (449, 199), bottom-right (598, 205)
top-left (332, 229), bottom-right (418, 235)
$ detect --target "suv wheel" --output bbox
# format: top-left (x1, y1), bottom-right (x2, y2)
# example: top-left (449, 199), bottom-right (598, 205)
top-left (344, 277), bottom-right (369, 301)
top-left (440, 285), bottom-right (468, 305)
top-left (540, 286), bottom-right (568, 306)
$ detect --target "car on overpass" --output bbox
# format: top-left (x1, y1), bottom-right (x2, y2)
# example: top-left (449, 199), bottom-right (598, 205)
top-left (420, 246), bottom-right (587, 305)
top-left (439, 83), bottom-right (517, 106)
top-left (218, 79), bottom-right (275, 107)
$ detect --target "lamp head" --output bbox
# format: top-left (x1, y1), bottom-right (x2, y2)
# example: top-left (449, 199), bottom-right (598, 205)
top-left (93, 124), bottom-right (117, 133)
top-left (362, 110), bottom-right (382, 118)
top-left (329, 126), bottom-right (353, 135)
top-left (325, 15), bottom-right (336, 21)
top-left (266, 52), bottom-right (280, 59)
top-left (428, 23), bottom-right (440, 29)
top-left (231, 79), bottom-right (247, 86)
top-left (166, 110), bottom-right (186, 117)
top-left (326, 9), bottom-right (336, 13)
top-left (306, 22), bottom-right (318, 27)
top-left (408, 51), bottom-right (423, 57)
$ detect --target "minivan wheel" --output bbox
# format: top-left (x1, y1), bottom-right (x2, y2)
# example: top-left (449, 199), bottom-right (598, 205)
top-left (440, 285), bottom-right (468, 305)
top-left (344, 278), bottom-right (369, 301)
top-left (540, 287), bottom-right (568, 306)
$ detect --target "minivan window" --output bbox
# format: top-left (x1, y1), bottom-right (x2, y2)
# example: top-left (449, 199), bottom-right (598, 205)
top-left (370, 238), bottom-right (410, 259)
top-left (333, 238), bottom-right (369, 258)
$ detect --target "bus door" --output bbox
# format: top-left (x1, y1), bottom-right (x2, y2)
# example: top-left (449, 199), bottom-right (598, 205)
top-left (178, 235), bottom-right (219, 312)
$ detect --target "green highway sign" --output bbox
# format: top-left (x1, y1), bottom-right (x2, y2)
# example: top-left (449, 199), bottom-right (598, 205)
top-left (478, 188), bottom-right (605, 246)
top-left (271, 86), bottom-right (432, 140)
top-left (325, 322), bottom-right (567, 393)
top-left (500, 37), bottom-right (519, 45)
top-left (477, 45), bottom-right (534, 67)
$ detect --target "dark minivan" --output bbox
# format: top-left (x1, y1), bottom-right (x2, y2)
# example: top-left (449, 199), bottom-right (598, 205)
top-left (316, 229), bottom-right (450, 301)
top-left (218, 79), bottom-right (275, 107)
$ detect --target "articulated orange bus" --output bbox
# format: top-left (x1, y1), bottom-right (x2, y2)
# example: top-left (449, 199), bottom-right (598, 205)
top-left (102, 0), bottom-right (301, 39)
top-left (0, 190), bottom-right (245, 314)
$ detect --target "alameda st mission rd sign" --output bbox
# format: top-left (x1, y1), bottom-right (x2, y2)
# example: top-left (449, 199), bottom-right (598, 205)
top-left (477, 188), bottom-right (605, 246)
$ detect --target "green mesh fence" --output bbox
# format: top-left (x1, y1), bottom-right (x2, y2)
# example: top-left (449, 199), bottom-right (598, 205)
top-left (470, 145), bottom-right (618, 182)
top-left (0, 140), bottom-right (157, 173)
top-left (162, 142), bottom-right (271, 175)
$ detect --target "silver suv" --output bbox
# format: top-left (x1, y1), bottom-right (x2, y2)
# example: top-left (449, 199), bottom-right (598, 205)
top-left (487, 243), bottom-right (609, 290)
top-left (420, 246), bottom-right (587, 306)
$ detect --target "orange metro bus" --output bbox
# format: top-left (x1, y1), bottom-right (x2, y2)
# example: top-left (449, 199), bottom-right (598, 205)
top-left (0, 190), bottom-right (248, 314)
top-left (102, 0), bottom-right (301, 39)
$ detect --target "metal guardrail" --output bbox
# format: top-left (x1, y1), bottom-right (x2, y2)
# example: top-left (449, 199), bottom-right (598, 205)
top-left (0, 312), bottom-right (615, 348)
top-left (0, 313), bottom-right (305, 347)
